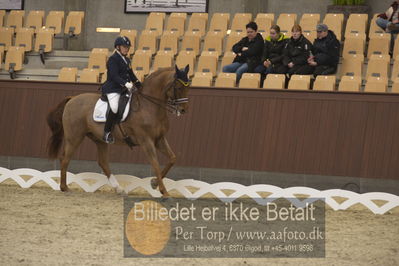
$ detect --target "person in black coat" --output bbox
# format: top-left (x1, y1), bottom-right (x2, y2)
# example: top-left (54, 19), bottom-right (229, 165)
top-left (223, 21), bottom-right (264, 82)
top-left (283, 24), bottom-right (314, 77)
top-left (101, 36), bottom-right (142, 144)
top-left (308, 24), bottom-right (340, 76)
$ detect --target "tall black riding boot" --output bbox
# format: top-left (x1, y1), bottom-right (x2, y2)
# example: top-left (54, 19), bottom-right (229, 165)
top-left (103, 111), bottom-right (117, 144)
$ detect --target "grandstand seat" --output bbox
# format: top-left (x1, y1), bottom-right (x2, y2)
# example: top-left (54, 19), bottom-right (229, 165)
top-left (288, 75), bottom-right (311, 90)
top-left (58, 67), bottom-right (78, 82)
top-left (300, 14), bottom-right (319, 33)
top-left (364, 76), bottom-right (387, 93)
top-left (181, 34), bottom-right (200, 56)
top-left (344, 14), bottom-right (367, 38)
top-left (186, 16), bottom-right (207, 37)
top-left (303, 31), bottom-right (317, 43)
top-left (256, 13), bottom-right (275, 22)
top-left (366, 54), bottom-right (390, 79)
top-left (6, 10), bottom-right (24, 30)
top-left (165, 15), bottom-right (185, 37)
top-left (210, 13), bottom-right (230, 28)
top-left (88, 49), bottom-right (108, 73)
top-left (15, 28), bottom-right (34, 52)
top-left (0, 27), bottom-right (14, 51)
top-left (153, 50), bottom-right (173, 71)
top-left (192, 72), bottom-right (213, 87)
top-left (367, 34), bottom-right (390, 58)
top-left (313, 75), bottom-right (336, 91)
top-left (170, 13), bottom-right (187, 19)
top-left (215, 72), bottom-right (236, 88)
top-left (145, 12), bottom-right (164, 36)
top-left (338, 76), bottom-right (362, 92)
top-left (5, 46), bottom-right (24, 79)
top-left (137, 32), bottom-right (157, 55)
top-left (342, 36), bottom-right (365, 58)
top-left (159, 33), bottom-right (178, 55)
top-left (192, 13), bottom-right (208, 22)
top-left (221, 51), bottom-right (236, 70)
top-left (323, 13), bottom-right (343, 41)
top-left (208, 15), bottom-right (229, 37)
top-left (176, 51), bottom-right (195, 76)
top-left (225, 31), bottom-right (245, 52)
top-left (393, 36), bottom-right (399, 58)
top-left (339, 57), bottom-right (363, 78)
top-left (276, 14), bottom-right (296, 37)
top-left (369, 16), bottom-right (385, 38)
top-left (45, 11), bottom-right (64, 35)
top-left (35, 28), bottom-right (54, 63)
top-left (263, 74), bottom-right (286, 89)
top-left (25, 10), bottom-right (44, 33)
top-left (0, 10), bottom-right (5, 27)
top-left (79, 68), bottom-right (99, 83)
top-left (239, 73), bottom-right (260, 88)
top-left (197, 51), bottom-right (218, 77)
top-left (64, 11), bottom-right (84, 36)
top-left (231, 13), bottom-right (252, 33)
top-left (203, 32), bottom-right (224, 55)
top-left (255, 16), bottom-right (273, 37)
top-left (132, 50), bottom-right (151, 76)
top-left (120, 29), bottom-right (137, 57)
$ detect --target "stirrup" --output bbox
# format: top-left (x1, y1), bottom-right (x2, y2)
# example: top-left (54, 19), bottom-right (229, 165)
top-left (103, 132), bottom-right (114, 144)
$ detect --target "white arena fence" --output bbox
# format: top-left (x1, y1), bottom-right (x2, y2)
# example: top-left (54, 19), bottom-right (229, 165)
top-left (0, 167), bottom-right (398, 215)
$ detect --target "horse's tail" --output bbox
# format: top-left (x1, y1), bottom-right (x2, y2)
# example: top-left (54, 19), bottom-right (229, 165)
top-left (46, 97), bottom-right (72, 159)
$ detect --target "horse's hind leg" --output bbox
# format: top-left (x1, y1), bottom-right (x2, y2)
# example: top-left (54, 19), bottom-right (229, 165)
top-left (94, 141), bottom-right (124, 194)
top-left (151, 137), bottom-right (176, 189)
top-left (60, 138), bottom-right (83, 192)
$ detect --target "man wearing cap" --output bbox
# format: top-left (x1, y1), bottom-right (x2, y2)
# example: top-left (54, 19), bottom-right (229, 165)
top-left (308, 24), bottom-right (340, 76)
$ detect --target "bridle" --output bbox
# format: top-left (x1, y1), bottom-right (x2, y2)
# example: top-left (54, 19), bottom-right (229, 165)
top-left (138, 77), bottom-right (190, 116)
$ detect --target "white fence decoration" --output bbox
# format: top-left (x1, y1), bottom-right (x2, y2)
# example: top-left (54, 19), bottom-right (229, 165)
top-left (1, 167), bottom-right (398, 215)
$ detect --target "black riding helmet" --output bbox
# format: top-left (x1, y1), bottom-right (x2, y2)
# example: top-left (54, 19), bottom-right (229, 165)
top-left (114, 36), bottom-right (131, 48)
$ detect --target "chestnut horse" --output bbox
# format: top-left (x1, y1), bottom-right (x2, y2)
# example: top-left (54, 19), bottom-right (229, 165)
top-left (46, 65), bottom-right (190, 197)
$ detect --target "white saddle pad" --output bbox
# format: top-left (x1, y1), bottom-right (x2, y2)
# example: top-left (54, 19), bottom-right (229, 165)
top-left (93, 97), bottom-right (131, 122)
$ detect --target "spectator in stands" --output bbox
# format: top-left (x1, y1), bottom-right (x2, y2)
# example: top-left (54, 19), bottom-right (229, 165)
top-left (223, 21), bottom-right (264, 82)
top-left (255, 25), bottom-right (289, 77)
top-left (376, 1), bottom-right (399, 33)
top-left (101, 36), bottom-right (142, 144)
top-left (283, 24), bottom-right (314, 77)
top-left (308, 24), bottom-right (340, 76)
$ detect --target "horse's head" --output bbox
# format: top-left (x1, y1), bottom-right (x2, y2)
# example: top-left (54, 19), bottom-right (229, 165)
top-left (166, 65), bottom-right (190, 116)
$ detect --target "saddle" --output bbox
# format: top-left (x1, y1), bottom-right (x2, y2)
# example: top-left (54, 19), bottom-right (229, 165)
top-left (93, 91), bottom-right (132, 123)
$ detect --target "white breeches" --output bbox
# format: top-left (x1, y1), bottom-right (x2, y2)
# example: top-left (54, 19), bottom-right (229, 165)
top-left (107, 93), bottom-right (120, 114)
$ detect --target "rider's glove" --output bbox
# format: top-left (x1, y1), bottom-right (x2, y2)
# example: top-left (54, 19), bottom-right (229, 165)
top-left (125, 82), bottom-right (133, 90)
top-left (134, 80), bottom-right (143, 90)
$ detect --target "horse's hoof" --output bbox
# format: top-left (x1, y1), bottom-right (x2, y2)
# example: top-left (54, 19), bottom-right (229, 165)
top-left (151, 178), bottom-right (158, 189)
top-left (60, 186), bottom-right (69, 192)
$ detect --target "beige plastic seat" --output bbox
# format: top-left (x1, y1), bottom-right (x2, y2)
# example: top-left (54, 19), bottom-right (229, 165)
top-left (181, 34), bottom-right (201, 56)
top-left (263, 74), bottom-right (286, 89)
top-left (132, 50), bottom-right (151, 76)
top-left (339, 57), bottom-right (363, 78)
top-left (367, 34), bottom-right (390, 58)
top-left (239, 73), bottom-right (260, 88)
top-left (25, 10), bottom-right (44, 33)
top-left (221, 51), bottom-right (236, 70)
top-left (170, 13), bottom-right (187, 19)
top-left (45, 11), bottom-right (64, 35)
top-left (192, 72), bottom-right (213, 87)
top-left (288, 75), bottom-right (311, 90)
top-left (165, 15), bottom-right (185, 37)
top-left (210, 13), bottom-right (230, 27)
top-left (120, 29), bottom-right (137, 57)
top-left (137, 32), bottom-right (157, 55)
top-left (58, 67), bottom-right (78, 82)
top-left (209, 13), bottom-right (230, 35)
top-left (79, 68), bottom-right (99, 83)
top-left (313, 75), bottom-right (336, 91)
top-left (197, 51), bottom-right (219, 77)
top-left (88, 49), bottom-right (108, 73)
top-left (15, 28), bottom-right (34, 52)
top-left (0, 27), bottom-right (14, 51)
top-left (5, 46), bottom-right (24, 78)
top-left (276, 14), bottom-right (296, 37)
top-left (303, 31), bottom-right (317, 43)
top-left (366, 54), bottom-right (390, 79)
top-left (64, 11), bottom-right (84, 36)
top-left (203, 32), bottom-right (223, 55)
top-left (345, 14), bottom-right (367, 38)
top-left (342, 36), bottom-right (365, 58)
top-left (159, 33), bottom-right (178, 55)
top-left (323, 13), bottom-right (343, 41)
top-left (369, 16), bottom-right (386, 38)
top-left (215, 73), bottom-right (236, 88)
top-left (256, 13), bottom-right (275, 22)
top-left (231, 13), bottom-right (252, 33)
top-left (35, 28), bottom-right (54, 60)
top-left (338, 76), bottom-right (362, 92)
top-left (300, 14), bottom-right (319, 33)
top-left (186, 16), bottom-right (207, 37)
top-left (153, 50), bottom-right (173, 71)
top-left (191, 13), bottom-right (208, 24)
top-left (145, 12), bottom-right (164, 36)
top-left (6, 10), bottom-right (24, 30)
top-left (364, 76), bottom-right (387, 93)
top-left (176, 51), bottom-right (195, 76)
top-left (225, 31), bottom-right (245, 52)
top-left (256, 16), bottom-right (273, 37)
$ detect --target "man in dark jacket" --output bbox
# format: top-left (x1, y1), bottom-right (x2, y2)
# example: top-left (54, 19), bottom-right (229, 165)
top-left (101, 36), bottom-right (142, 144)
top-left (308, 24), bottom-right (340, 76)
top-left (255, 24), bottom-right (289, 75)
top-left (223, 21), bottom-right (264, 82)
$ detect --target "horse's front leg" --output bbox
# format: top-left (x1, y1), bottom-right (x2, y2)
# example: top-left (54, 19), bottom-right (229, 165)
top-left (141, 138), bottom-right (170, 197)
top-left (151, 137), bottom-right (176, 189)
